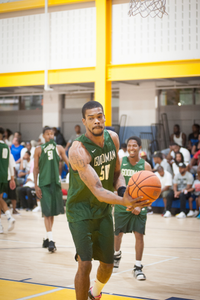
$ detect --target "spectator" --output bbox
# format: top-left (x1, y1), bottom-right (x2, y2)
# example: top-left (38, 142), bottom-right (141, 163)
top-left (52, 127), bottom-right (66, 147)
top-left (172, 152), bottom-right (184, 177)
top-left (4, 128), bottom-right (14, 147)
top-left (118, 143), bottom-right (129, 159)
top-left (170, 124), bottom-right (186, 147)
top-left (191, 133), bottom-right (200, 156)
top-left (140, 151), bottom-right (153, 168)
top-left (13, 131), bottom-right (22, 144)
top-left (164, 163), bottom-right (194, 219)
top-left (153, 151), bottom-right (173, 175)
top-left (20, 141), bottom-right (35, 161)
top-left (167, 142), bottom-right (191, 166)
top-left (188, 124), bottom-right (200, 152)
top-left (17, 172), bottom-right (37, 210)
top-left (187, 172), bottom-right (200, 218)
top-left (65, 124), bottom-right (81, 151)
top-left (10, 137), bottom-right (24, 172)
top-left (17, 151), bottom-right (31, 185)
top-left (189, 150), bottom-right (200, 174)
top-left (155, 166), bottom-right (173, 215)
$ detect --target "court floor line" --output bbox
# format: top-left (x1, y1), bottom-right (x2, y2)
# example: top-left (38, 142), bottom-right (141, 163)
top-left (0, 238), bottom-right (74, 248)
top-left (15, 288), bottom-right (63, 300)
top-left (123, 251), bottom-right (176, 258)
top-left (191, 258), bottom-right (200, 260)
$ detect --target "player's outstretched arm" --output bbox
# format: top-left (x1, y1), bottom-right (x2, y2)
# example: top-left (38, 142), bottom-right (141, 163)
top-left (34, 147), bottom-right (42, 199)
top-left (57, 145), bottom-right (69, 167)
top-left (69, 141), bottom-right (147, 209)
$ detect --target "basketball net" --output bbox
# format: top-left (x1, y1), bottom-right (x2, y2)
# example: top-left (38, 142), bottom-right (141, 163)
top-left (128, 0), bottom-right (168, 18)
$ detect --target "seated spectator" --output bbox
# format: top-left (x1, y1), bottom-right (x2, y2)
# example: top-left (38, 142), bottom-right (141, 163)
top-left (10, 137), bottom-right (24, 172)
top-left (153, 151), bottom-right (173, 175)
top-left (188, 124), bottom-right (200, 152)
top-left (191, 133), bottom-right (200, 156)
top-left (20, 141), bottom-right (35, 160)
top-left (4, 128), bottom-right (14, 147)
top-left (189, 150), bottom-right (200, 174)
top-left (118, 143), bottom-right (129, 159)
top-left (65, 124), bottom-right (81, 151)
top-left (17, 151), bottom-right (31, 186)
top-left (170, 124), bottom-right (186, 147)
top-left (172, 152), bottom-right (184, 177)
top-left (52, 127), bottom-right (66, 147)
top-left (17, 172), bottom-right (37, 210)
top-left (164, 163), bottom-right (194, 219)
top-left (187, 172), bottom-right (200, 218)
top-left (155, 166), bottom-right (173, 215)
top-left (167, 142), bottom-right (191, 166)
top-left (140, 151), bottom-right (153, 168)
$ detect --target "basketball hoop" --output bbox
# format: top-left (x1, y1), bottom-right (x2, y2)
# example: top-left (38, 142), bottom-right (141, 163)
top-left (128, 0), bottom-right (168, 18)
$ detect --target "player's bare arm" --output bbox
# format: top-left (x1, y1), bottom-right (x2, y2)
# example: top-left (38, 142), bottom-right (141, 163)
top-left (57, 145), bottom-right (69, 167)
top-left (69, 140), bottom-right (147, 209)
top-left (34, 146), bottom-right (42, 199)
top-left (145, 161), bottom-right (152, 171)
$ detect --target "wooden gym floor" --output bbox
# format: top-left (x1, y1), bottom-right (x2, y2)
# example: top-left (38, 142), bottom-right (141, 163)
top-left (0, 210), bottom-right (200, 300)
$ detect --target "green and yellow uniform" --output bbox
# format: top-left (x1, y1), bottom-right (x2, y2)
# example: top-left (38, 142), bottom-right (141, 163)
top-left (114, 157), bottom-right (147, 235)
top-left (39, 140), bottom-right (64, 217)
top-left (0, 142), bottom-right (9, 194)
top-left (66, 130), bottom-right (116, 263)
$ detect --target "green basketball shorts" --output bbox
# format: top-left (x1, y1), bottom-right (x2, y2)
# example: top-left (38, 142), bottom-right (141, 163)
top-left (0, 182), bottom-right (8, 195)
top-left (69, 213), bottom-right (114, 264)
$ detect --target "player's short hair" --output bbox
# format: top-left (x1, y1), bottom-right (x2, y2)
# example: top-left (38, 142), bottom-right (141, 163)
top-left (0, 127), bottom-right (5, 135)
top-left (82, 101), bottom-right (104, 119)
top-left (43, 126), bottom-right (52, 134)
top-left (127, 136), bottom-right (141, 147)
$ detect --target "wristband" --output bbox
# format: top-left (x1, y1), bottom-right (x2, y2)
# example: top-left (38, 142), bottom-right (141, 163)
top-left (117, 186), bottom-right (126, 197)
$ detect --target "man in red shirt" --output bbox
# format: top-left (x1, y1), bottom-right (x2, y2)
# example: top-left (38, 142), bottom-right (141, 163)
top-left (190, 150), bottom-right (200, 174)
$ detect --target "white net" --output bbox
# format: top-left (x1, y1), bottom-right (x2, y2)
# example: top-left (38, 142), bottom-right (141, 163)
top-left (128, 0), bottom-right (168, 18)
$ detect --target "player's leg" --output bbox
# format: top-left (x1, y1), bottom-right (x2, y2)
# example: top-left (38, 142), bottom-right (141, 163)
top-left (133, 231), bottom-right (146, 280)
top-left (0, 193), bottom-right (15, 231)
top-left (75, 258), bottom-right (92, 300)
top-left (114, 232), bottom-right (123, 268)
top-left (44, 216), bottom-right (56, 252)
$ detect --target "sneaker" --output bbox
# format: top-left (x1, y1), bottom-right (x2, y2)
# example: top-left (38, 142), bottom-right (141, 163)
top-left (147, 207), bottom-right (153, 215)
top-left (12, 209), bottom-right (20, 215)
top-left (163, 210), bottom-right (171, 218)
top-left (48, 241), bottom-right (57, 253)
top-left (7, 217), bottom-right (15, 231)
top-left (0, 224), bottom-right (4, 234)
top-left (187, 210), bottom-right (194, 217)
top-left (133, 265), bottom-right (146, 280)
top-left (193, 210), bottom-right (199, 217)
top-left (176, 212), bottom-right (186, 219)
top-left (42, 238), bottom-right (49, 248)
top-left (197, 213), bottom-right (200, 219)
top-left (88, 287), bottom-right (102, 299)
top-left (32, 205), bottom-right (41, 213)
top-left (114, 251), bottom-right (122, 268)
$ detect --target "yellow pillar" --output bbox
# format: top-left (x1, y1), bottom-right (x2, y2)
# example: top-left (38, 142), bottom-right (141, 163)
top-left (95, 0), bottom-right (112, 126)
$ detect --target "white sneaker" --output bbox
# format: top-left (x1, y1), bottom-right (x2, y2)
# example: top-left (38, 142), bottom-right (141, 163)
top-left (176, 212), bottom-right (186, 219)
top-left (8, 217), bottom-right (15, 231)
top-left (163, 211), bottom-right (171, 218)
top-left (187, 210), bottom-right (194, 217)
top-left (0, 224), bottom-right (4, 234)
top-left (193, 210), bottom-right (199, 217)
top-left (32, 206), bottom-right (41, 213)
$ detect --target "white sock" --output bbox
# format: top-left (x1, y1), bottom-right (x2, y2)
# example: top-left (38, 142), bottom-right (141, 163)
top-left (135, 260), bottom-right (141, 267)
top-left (92, 278), bottom-right (105, 297)
top-left (0, 217), bottom-right (2, 225)
top-left (114, 250), bottom-right (121, 255)
top-left (47, 231), bottom-right (53, 241)
top-left (37, 201), bottom-right (41, 207)
top-left (5, 210), bottom-right (11, 220)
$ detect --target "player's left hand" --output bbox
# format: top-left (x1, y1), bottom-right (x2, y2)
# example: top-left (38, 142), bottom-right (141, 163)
top-left (9, 179), bottom-right (16, 190)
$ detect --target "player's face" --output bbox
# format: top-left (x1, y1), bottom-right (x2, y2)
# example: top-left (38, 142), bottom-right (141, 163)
top-left (127, 140), bottom-right (140, 158)
top-left (83, 107), bottom-right (105, 137)
top-left (43, 130), bottom-right (53, 142)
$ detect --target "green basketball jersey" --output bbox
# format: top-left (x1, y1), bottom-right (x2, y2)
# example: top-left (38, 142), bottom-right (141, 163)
top-left (115, 156), bottom-right (146, 213)
top-left (66, 130), bottom-right (117, 222)
top-left (0, 142), bottom-right (9, 183)
top-left (39, 140), bottom-right (61, 187)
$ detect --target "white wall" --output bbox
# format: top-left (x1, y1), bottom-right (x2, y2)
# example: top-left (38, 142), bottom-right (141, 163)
top-left (43, 91), bottom-right (62, 128)
top-left (119, 82), bottom-right (156, 126)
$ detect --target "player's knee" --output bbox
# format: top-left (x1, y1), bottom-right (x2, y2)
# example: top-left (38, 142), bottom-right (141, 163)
top-left (78, 260), bottom-right (92, 275)
top-left (100, 262), bottom-right (113, 274)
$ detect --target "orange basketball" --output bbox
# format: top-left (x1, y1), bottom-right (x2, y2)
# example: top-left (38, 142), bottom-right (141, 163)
top-left (128, 170), bottom-right (161, 205)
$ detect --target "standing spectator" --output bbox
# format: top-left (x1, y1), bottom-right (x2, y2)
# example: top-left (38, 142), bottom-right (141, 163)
top-left (187, 172), bottom-right (200, 217)
top-left (13, 131), bottom-right (22, 144)
top-left (65, 124), bottom-right (81, 151)
top-left (52, 127), bottom-right (66, 147)
top-left (10, 137), bottom-right (24, 172)
top-left (188, 124), bottom-right (200, 152)
top-left (172, 152), bottom-right (184, 177)
top-left (191, 133), bottom-right (200, 156)
top-left (118, 143), bottom-right (129, 159)
top-left (155, 166), bottom-right (173, 215)
top-left (153, 152), bottom-right (173, 175)
top-left (170, 124), bottom-right (186, 147)
top-left (164, 163), bottom-right (194, 219)
top-left (167, 143), bottom-right (191, 166)
top-left (3, 129), bottom-right (14, 147)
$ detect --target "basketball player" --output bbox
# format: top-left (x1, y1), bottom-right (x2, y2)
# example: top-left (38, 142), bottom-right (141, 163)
top-left (0, 127), bottom-right (16, 233)
top-left (66, 101), bottom-right (148, 300)
top-left (34, 127), bottom-right (69, 252)
top-left (114, 136), bottom-right (152, 280)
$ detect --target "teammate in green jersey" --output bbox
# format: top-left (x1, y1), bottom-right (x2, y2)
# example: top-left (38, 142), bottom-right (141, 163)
top-left (0, 127), bottom-right (16, 233)
top-left (66, 101), bottom-right (148, 300)
top-left (34, 127), bottom-right (69, 252)
top-left (114, 136), bottom-right (152, 280)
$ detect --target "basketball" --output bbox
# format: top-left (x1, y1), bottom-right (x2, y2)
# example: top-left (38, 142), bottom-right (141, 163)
top-left (128, 170), bottom-right (161, 205)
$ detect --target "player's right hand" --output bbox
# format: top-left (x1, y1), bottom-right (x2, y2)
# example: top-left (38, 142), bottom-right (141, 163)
top-left (122, 188), bottom-right (148, 209)
top-left (35, 186), bottom-right (42, 199)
